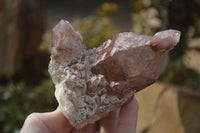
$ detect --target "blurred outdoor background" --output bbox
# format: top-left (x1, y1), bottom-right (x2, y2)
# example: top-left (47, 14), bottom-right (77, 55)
top-left (0, 0), bottom-right (200, 133)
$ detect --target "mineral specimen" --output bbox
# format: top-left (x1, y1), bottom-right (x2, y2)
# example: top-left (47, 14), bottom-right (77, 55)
top-left (48, 19), bottom-right (181, 129)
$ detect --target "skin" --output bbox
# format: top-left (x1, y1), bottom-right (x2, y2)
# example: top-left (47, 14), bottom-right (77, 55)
top-left (20, 98), bottom-right (138, 133)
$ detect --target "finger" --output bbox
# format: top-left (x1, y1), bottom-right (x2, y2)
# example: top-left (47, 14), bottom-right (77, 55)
top-left (116, 98), bottom-right (139, 133)
top-left (21, 109), bottom-right (73, 133)
top-left (98, 109), bottom-right (120, 133)
top-left (20, 113), bottom-right (51, 133)
top-left (72, 123), bottom-right (96, 133)
top-left (50, 109), bottom-right (73, 132)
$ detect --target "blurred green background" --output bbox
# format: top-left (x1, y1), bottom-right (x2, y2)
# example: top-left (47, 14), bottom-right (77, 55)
top-left (0, 0), bottom-right (200, 133)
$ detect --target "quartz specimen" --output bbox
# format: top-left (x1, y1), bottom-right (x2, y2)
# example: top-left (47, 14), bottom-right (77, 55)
top-left (48, 19), bottom-right (181, 129)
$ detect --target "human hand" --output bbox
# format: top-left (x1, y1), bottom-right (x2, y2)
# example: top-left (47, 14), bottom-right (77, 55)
top-left (20, 98), bottom-right (138, 133)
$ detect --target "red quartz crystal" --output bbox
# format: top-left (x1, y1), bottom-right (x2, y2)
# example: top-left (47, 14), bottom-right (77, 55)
top-left (49, 19), bottom-right (181, 129)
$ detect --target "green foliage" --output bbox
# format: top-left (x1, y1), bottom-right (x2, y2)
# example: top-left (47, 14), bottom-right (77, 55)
top-left (161, 57), bottom-right (200, 89)
top-left (39, 30), bottom-right (52, 53)
top-left (162, 57), bottom-right (184, 84)
top-left (131, 0), bottom-right (152, 12)
top-left (131, 0), bottom-right (161, 35)
top-left (0, 79), bottom-right (56, 133)
top-left (131, 0), bottom-right (145, 12)
top-left (96, 2), bottom-right (119, 17)
top-left (72, 16), bottom-right (120, 48)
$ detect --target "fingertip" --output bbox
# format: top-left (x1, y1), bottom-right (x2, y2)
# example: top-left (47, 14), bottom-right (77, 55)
top-left (72, 123), bottom-right (96, 133)
top-left (121, 98), bottom-right (139, 113)
top-left (37, 109), bottom-right (73, 133)
top-left (51, 108), bottom-right (73, 132)
top-left (99, 109), bottom-right (120, 133)
top-left (20, 113), bottom-right (49, 133)
top-left (132, 98), bottom-right (139, 110)
top-left (116, 98), bottom-right (139, 133)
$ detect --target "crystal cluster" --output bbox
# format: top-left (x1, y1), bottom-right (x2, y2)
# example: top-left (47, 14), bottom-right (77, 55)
top-left (48, 19), bottom-right (180, 129)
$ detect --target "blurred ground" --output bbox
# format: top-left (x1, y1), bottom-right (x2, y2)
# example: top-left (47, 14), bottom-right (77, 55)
top-left (136, 82), bottom-right (200, 133)
top-left (136, 83), bottom-right (185, 133)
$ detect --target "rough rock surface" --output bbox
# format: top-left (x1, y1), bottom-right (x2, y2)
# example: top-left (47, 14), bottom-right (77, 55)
top-left (48, 19), bottom-right (181, 129)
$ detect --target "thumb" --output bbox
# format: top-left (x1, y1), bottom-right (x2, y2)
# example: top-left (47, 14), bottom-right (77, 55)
top-left (20, 108), bottom-right (73, 133)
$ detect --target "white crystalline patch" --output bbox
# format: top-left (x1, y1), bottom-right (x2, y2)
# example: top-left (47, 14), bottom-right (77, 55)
top-left (60, 19), bottom-right (66, 25)
top-left (145, 40), bottom-right (150, 45)
top-left (55, 82), bottom-right (74, 115)
top-left (101, 53), bottom-right (107, 60)
top-left (135, 37), bottom-right (143, 41)
top-left (104, 39), bottom-right (111, 49)
top-left (175, 32), bottom-right (179, 36)
top-left (138, 38), bottom-right (149, 46)
top-left (154, 32), bottom-right (159, 36)
top-left (110, 81), bottom-right (120, 88)
top-left (102, 42), bottom-right (106, 48)
top-left (174, 32), bottom-right (181, 43)
top-left (110, 47), bottom-right (117, 56)
top-left (71, 75), bottom-right (76, 79)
